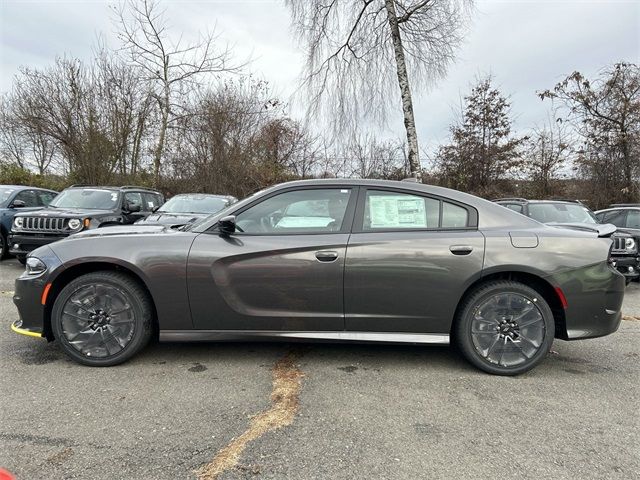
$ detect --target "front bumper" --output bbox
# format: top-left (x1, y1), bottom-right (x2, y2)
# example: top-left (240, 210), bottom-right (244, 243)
top-left (11, 246), bottom-right (63, 340)
top-left (611, 255), bottom-right (640, 280)
top-left (8, 233), bottom-right (68, 256)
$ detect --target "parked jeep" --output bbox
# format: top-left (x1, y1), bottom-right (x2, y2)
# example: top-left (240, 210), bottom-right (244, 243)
top-left (494, 198), bottom-right (639, 283)
top-left (9, 185), bottom-right (163, 263)
top-left (0, 185), bottom-right (58, 259)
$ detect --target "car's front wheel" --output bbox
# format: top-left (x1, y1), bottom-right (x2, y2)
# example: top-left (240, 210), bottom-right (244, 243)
top-left (454, 280), bottom-right (555, 375)
top-left (51, 271), bottom-right (153, 366)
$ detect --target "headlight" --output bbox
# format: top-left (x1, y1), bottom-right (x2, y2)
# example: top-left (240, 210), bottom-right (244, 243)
top-left (25, 257), bottom-right (47, 275)
top-left (13, 217), bottom-right (23, 229)
top-left (625, 238), bottom-right (636, 250)
top-left (68, 218), bottom-right (82, 230)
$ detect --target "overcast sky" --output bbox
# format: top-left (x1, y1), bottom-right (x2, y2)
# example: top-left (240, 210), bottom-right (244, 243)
top-left (1, 0), bottom-right (638, 157)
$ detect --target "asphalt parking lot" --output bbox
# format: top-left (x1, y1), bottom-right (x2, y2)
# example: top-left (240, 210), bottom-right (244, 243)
top-left (1, 258), bottom-right (639, 480)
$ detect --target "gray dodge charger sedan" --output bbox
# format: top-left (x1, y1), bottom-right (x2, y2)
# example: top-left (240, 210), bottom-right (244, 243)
top-left (12, 179), bottom-right (625, 375)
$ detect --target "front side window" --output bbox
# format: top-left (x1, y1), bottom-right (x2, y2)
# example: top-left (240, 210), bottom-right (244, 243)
top-left (235, 188), bottom-right (352, 234)
top-left (13, 190), bottom-right (39, 207)
top-left (504, 203), bottom-right (523, 213)
top-left (50, 189), bottom-right (120, 210)
top-left (601, 210), bottom-right (627, 227)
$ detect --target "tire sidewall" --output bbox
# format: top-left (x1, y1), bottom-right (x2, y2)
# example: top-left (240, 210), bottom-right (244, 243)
top-left (52, 273), bottom-right (151, 366)
top-left (457, 282), bottom-right (555, 376)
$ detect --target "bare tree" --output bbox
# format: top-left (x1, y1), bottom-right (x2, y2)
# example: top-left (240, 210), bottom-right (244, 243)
top-left (286, 0), bottom-right (472, 179)
top-left (539, 62), bottom-right (640, 203)
top-left (345, 133), bottom-right (409, 179)
top-left (114, 0), bottom-right (242, 186)
top-left (524, 118), bottom-right (572, 198)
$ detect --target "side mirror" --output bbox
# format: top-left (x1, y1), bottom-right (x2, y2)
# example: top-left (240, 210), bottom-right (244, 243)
top-left (10, 199), bottom-right (26, 208)
top-left (125, 203), bottom-right (141, 213)
top-left (218, 215), bottom-right (237, 235)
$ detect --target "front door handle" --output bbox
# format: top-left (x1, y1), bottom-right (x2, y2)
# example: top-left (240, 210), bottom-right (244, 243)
top-left (315, 250), bottom-right (339, 262)
top-left (449, 245), bottom-right (473, 255)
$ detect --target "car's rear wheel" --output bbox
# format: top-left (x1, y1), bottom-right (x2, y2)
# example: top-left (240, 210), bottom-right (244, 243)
top-left (51, 271), bottom-right (153, 366)
top-left (454, 280), bottom-right (555, 375)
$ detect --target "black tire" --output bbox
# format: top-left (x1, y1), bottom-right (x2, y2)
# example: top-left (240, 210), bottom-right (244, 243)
top-left (0, 231), bottom-right (7, 260)
top-left (454, 280), bottom-right (555, 376)
top-left (51, 271), bottom-right (153, 366)
top-left (16, 255), bottom-right (26, 265)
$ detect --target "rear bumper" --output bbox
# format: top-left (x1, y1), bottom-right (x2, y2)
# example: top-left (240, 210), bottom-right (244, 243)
top-left (8, 233), bottom-right (67, 256)
top-left (551, 262), bottom-right (625, 340)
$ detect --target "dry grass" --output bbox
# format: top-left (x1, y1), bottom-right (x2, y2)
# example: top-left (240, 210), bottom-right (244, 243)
top-left (622, 315), bottom-right (640, 321)
top-left (195, 350), bottom-right (305, 480)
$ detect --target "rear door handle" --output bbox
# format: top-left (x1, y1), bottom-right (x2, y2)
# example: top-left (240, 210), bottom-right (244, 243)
top-left (449, 245), bottom-right (473, 255)
top-left (315, 250), bottom-right (339, 262)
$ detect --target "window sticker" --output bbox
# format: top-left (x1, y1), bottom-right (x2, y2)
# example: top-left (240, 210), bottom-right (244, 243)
top-left (111, 193), bottom-right (118, 202)
top-left (369, 195), bottom-right (427, 228)
top-left (148, 201), bottom-right (154, 208)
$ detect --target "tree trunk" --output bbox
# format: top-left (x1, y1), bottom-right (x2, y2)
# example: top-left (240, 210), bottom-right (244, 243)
top-left (384, 0), bottom-right (421, 180)
top-left (153, 87), bottom-right (170, 188)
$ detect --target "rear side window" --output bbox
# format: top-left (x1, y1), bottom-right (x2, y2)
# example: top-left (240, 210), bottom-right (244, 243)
top-left (626, 210), bottom-right (640, 229)
top-left (363, 190), bottom-right (469, 230)
top-left (442, 202), bottom-right (469, 228)
top-left (143, 193), bottom-right (163, 211)
top-left (123, 192), bottom-right (143, 210)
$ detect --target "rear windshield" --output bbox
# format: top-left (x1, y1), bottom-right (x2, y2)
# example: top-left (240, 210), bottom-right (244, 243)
top-left (50, 189), bottom-right (120, 210)
top-left (160, 195), bottom-right (229, 214)
top-left (528, 203), bottom-right (598, 224)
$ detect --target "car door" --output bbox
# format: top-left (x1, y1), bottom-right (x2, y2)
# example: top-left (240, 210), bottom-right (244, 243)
top-left (344, 187), bottom-right (485, 334)
top-left (187, 186), bottom-right (357, 331)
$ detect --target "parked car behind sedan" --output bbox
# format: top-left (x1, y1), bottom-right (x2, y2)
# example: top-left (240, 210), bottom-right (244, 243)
top-left (9, 185), bottom-right (163, 264)
top-left (0, 185), bottom-right (57, 259)
top-left (136, 193), bottom-right (237, 227)
top-left (12, 179), bottom-right (626, 375)
top-left (494, 198), bottom-right (639, 282)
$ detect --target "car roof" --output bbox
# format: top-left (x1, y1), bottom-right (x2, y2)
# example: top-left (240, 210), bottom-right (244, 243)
top-left (494, 198), bottom-right (581, 205)
top-left (171, 193), bottom-right (235, 199)
top-left (595, 206), bottom-right (640, 213)
top-left (65, 185), bottom-right (161, 194)
top-left (0, 185), bottom-right (57, 192)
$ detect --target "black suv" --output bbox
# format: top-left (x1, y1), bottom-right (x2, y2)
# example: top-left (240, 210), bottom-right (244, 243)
top-left (9, 185), bottom-right (164, 263)
top-left (494, 198), bottom-right (639, 283)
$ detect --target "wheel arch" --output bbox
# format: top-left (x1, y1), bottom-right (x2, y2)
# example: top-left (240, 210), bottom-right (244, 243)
top-left (451, 269), bottom-right (567, 340)
top-left (42, 261), bottom-right (158, 340)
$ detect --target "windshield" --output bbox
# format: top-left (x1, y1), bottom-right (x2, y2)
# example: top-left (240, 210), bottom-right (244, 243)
top-left (160, 195), bottom-right (229, 214)
top-left (528, 203), bottom-right (598, 224)
top-left (50, 189), bottom-right (120, 210)
top-left (0, 187), bottom-right (17, 205)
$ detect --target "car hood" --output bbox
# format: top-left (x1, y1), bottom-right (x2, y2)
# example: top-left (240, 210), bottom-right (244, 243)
top-left (546, 222), bottom-right (618, 237)
top-left (70, 224), bottom-right (171, 239)
top-left (138, 211), bottom-right (208, 226)
top-left (14, 207), bottom-right (114, 218)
